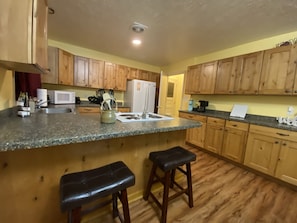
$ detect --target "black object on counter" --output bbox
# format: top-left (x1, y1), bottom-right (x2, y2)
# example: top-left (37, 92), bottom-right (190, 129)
top-left (75, 97), bottom-right (81, 104)
top-left (194, 100), bottom-right (208, 112)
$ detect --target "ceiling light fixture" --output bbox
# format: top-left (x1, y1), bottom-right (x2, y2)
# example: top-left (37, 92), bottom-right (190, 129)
top-left (131, 22), bottom-right (148, 33)
top-left (132, 39), bottom-right (142, 45)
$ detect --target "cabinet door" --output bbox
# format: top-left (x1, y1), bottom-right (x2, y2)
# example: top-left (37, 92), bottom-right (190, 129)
top-left (138, 69), bottom-right (150, 80)
top-left (103, 62), bottom-right (116, 89)
top-left (244, 133), bottom-right (280, 175)
top-left (259, 45), bottom-right (297, 95)
top-left (32, 0), bottom-right (48, 70)
top-left (115, 65), bottom-right (128, 91)
top-left (128, 67), bottom-right (139, 80)
top-left (222, 128), bottom-right (247, 163)
top-left (89, 59), bottom-right (104, 89)
top-left (204, 118), bottom-right (225, 154)
top-left (41, 46), bottom-right (58, 84)
top-left (275, 140), bottom-right (297, 186)
top-left (199, 61), bottom-right (218, 94)
top-left (185, 65), bottom-right (201, 94)
top-left (74, 56), bottom-right (89, 87)
top-left (234, 51), bottom-right (264, 94)
top-left (179, 112), bottom-right (206, 148)
top-left (215, 57), bottom-right (236, 94)
top-left (187, 124), bottom-right (206, 148)
top-left (58, 49), bottom-right (74, 85)
top-left (0, 0), bottom-right (48, 73)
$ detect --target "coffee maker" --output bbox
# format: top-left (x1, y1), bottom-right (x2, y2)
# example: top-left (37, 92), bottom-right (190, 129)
top-left (196, 100), bottom-right (208, 112)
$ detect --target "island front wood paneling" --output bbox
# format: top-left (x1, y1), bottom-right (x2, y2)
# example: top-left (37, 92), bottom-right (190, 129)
top-left (0, 130), bottom-right (186, 223)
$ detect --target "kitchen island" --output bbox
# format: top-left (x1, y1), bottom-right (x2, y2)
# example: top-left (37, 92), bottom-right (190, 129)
top-left (0, 107), bottom-right (201, 223)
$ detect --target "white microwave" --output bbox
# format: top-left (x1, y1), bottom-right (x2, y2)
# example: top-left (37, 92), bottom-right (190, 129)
top-left (48, 90), bottom-right (75, 104)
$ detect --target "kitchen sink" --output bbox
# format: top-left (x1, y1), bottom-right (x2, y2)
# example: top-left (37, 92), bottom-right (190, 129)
top-left (116, 112), bottom-right (173, 122)
top-left (38, 107), bottom-right (73, 114)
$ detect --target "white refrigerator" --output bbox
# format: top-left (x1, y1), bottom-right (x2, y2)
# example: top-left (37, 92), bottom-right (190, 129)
top-left (124, 79), bottom-right (156, 113)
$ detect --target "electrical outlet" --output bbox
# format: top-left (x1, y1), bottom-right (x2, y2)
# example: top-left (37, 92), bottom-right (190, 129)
top-left (288, 106), bottom-right (294, 115)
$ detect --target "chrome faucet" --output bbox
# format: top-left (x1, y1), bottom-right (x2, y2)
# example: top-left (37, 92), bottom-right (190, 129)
top-left (35, 100), bottom-right (49, 109)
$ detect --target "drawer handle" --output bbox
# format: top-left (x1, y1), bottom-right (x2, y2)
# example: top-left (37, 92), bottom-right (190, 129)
top-left (276, 132), bottom-right (289, 137)
top-left (232, 124), bottom-right (238, 127)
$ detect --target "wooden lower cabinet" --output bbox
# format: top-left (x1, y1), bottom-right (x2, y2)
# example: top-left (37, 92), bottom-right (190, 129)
top-left (179, 112), bottom-right (206, 148)
top-left (221, 120), bottom-right (248, 163)
top-left (244, 132), bottom-right (280, 175)
top-left (244, 124), bottom-right (297, 186)
top-left (204, 117), bottom-right (225, 154)
top-left (275, 140), bottom-right (297, 186)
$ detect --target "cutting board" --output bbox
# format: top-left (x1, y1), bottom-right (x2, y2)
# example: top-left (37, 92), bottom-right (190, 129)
top-left (230, 104), bottom-right (248, 119)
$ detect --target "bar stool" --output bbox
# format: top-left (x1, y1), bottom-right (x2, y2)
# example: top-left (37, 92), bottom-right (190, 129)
top-left (143, 146), bottom-right (196, 223)
top-left (60, 161), bottom-right (135, 223)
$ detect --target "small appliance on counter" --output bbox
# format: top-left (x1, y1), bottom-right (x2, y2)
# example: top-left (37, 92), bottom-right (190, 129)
top-left (193, 100), bottom-right (209, 112)
top-left (48, 90), bottom-right (75, 104)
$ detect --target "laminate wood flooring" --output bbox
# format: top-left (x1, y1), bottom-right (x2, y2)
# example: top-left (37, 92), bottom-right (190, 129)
top-left (85, 146), bottom-right (297, 223)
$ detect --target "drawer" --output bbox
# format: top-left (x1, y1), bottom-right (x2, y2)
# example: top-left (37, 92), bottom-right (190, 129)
top-left (77, 107), bottom-right (100, 113)
top-left (118, 107), bottom-right (130, 112)
top-left (249, 124), bottom-right (297, 142)
top-left (179, 112), bottom-right (207, 122)
top-left (207, 117), bottom-right (225, 126)
top-left (225, 120), bottom-right (249, 131)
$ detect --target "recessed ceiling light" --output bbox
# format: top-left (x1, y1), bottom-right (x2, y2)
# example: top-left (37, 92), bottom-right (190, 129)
top-left (132, 39), bottom-right (142, 45)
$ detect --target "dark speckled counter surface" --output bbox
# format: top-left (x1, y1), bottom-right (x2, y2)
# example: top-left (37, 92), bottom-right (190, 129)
top-left (0, 107), bottom-right (201, 152)
top-left (180, 109), bottom-right (297, 131)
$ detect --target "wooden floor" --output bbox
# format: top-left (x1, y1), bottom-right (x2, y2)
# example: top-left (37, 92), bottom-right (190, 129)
top-left (86, 145), bottom-right (297, 223)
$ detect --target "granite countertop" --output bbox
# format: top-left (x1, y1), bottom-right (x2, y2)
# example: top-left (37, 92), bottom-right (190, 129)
top-left (180, 109), bottom-right (297, 132)
top-left (0, 107), bottom-right (201, 152)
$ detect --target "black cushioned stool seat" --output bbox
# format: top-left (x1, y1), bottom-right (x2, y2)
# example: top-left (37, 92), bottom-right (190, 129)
top-left (60, 161), bottom-right (135, 223)
top-left (143, 146), bottom-right (196, 223)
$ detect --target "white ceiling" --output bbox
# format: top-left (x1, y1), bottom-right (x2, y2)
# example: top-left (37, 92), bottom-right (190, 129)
top-left (48, 0), bottom-right (297, 67)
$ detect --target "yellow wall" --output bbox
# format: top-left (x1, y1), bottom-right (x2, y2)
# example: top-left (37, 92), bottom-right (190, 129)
top-left (0, 68), bottom-right (15, 110)
top-left (161, 30), bottom-right (297, 118)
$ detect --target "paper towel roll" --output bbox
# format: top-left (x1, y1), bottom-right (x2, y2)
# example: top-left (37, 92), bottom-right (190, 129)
top-left (37, 88), bottom-right (48, 107)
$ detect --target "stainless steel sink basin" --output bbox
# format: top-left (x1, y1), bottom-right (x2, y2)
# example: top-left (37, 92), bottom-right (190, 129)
top-left (39, 107), bottom-right (73, 114)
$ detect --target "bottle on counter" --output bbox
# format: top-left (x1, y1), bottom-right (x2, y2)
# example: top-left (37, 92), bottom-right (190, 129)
top-left (188, 99), bottom-right (193, 111)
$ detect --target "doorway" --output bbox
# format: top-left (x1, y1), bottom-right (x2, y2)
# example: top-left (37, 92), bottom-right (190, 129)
top-left (160, 73), bottom-right (184, 117)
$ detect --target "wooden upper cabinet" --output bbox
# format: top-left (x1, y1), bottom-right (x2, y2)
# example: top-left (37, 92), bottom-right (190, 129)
top-left (103, 62), bottom-right (117, 89)
top-left (41, 46), bottom-right (58, 84)
top-left (0, 0), bottom-right (48, 73)
top-left (185, 64), bottom-right (201, 94)
top-left (74, 56), bottom-right (89, 87)
top-left (199, 61), bottom-right (218, 94)
top-left (115, 64), bottom-right (128, 91)
top-left (58, 49), bottom-right (74, 86)
top-left (233, 51), bottom-right (264, 94)
top-left (127, 67), bottom-right (139, 79)
top-left (259, 44), bottom-right (297, 95)
top-left (214, 57), bottom-right (236, 94)
top-left (89, 59), bottom-right (104, 89)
